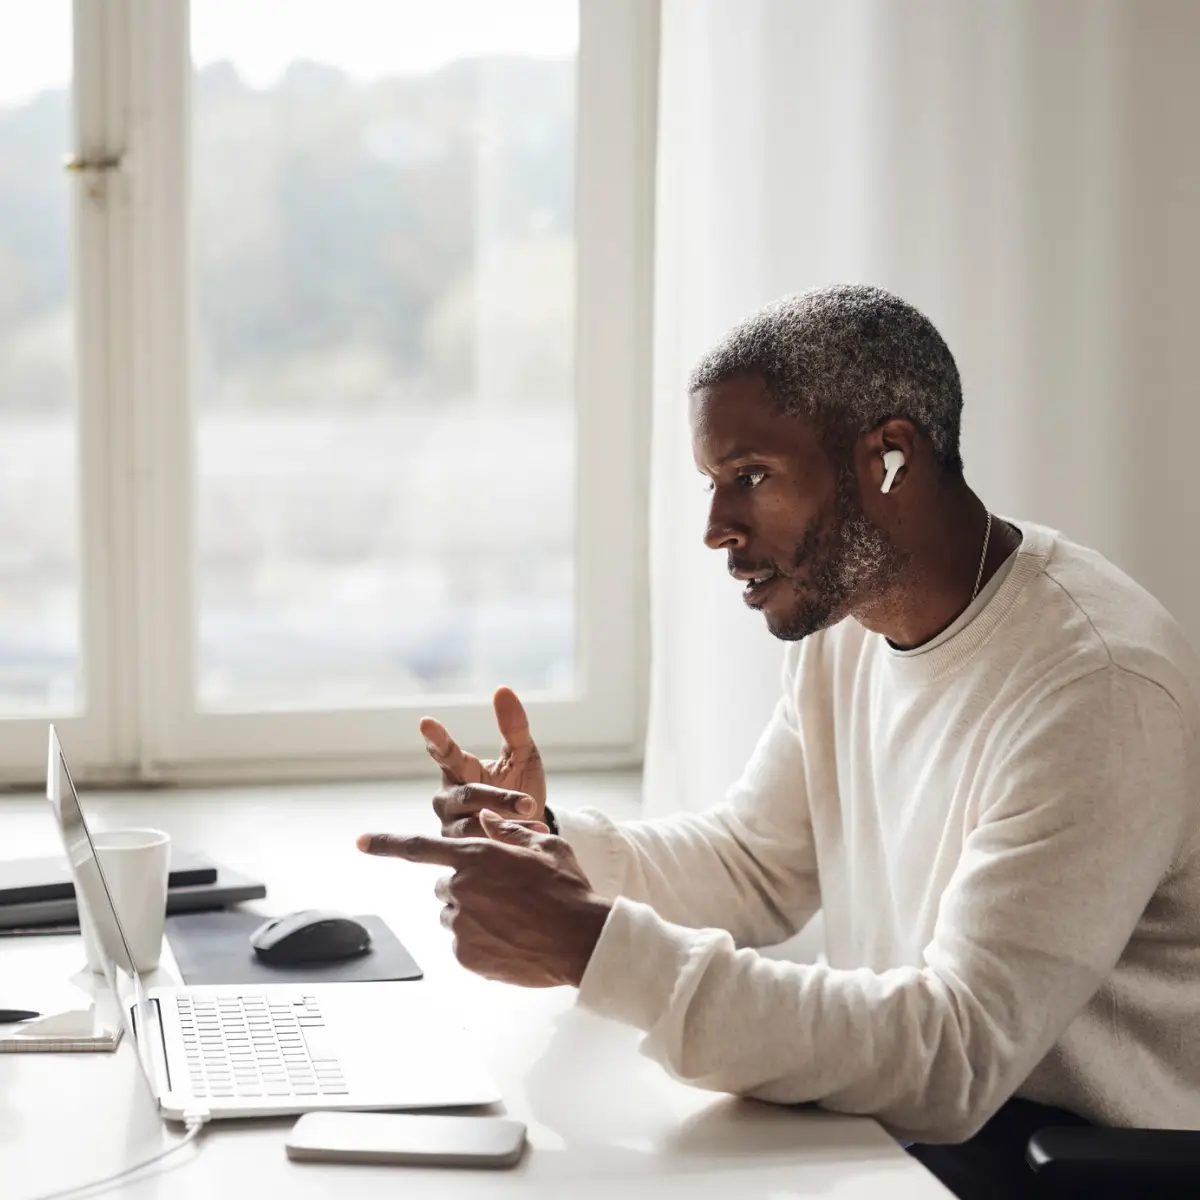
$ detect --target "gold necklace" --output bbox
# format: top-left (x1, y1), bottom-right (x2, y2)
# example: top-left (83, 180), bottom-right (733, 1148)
top-left (972, 511), bottom-right (993, 601)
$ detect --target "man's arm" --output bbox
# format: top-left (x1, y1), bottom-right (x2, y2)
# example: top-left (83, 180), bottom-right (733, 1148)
top-left (557, 650), bottom-right (821, 949)
top-left (574, 668), bottom-right (1194, 1144)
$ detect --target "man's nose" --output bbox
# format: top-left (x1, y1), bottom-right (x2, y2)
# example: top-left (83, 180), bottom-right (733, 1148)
top-left (703, 498), bottom-right (747, 551)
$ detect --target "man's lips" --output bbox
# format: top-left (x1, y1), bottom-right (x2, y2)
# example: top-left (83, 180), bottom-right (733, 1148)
top-left (741, 575), bottom-right (780, 606)
top-left (728, 564), bottom-right (776, 583)
top-left (729, 564), bottom-right (781, 607)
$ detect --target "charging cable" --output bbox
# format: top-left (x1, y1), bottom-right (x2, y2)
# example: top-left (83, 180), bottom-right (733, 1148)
top-left (23, 1109), bottom-right (209, 1200)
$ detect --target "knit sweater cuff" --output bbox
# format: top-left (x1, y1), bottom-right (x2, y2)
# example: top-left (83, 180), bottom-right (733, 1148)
top-left (575, 897), bottom-right (697, 1031)
top-left (554, 806), bottom-right (627, 900)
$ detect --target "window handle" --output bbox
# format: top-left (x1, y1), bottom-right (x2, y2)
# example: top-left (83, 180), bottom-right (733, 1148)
top-left (62, 152), bottom-right (126, 201)
top-left (62, 152), bottom-right (125, 174)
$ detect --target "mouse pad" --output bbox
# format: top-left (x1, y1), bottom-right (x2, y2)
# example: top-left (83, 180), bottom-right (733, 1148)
top-left (165, 911), bottom-right (423, 986)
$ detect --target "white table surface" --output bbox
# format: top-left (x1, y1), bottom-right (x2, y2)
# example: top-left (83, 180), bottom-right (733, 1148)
top-left (0, 775), bottom-right (951, 1199)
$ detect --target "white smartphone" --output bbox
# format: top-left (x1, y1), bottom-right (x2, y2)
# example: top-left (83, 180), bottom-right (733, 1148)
top-left (285, 1112), bottom-right (527, 1168)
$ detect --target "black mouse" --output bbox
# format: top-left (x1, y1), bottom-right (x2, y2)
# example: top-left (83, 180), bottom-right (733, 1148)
top-left (250, 910), bottom-right (372, 965)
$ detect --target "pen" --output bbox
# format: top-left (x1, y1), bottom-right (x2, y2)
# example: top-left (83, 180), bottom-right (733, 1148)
top-left (0, 1009), bottom-right (41, 1023)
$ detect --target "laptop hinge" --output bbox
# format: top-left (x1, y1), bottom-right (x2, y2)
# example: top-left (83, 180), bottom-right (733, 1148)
top-left (133, 995), bottom-right (174, 1098)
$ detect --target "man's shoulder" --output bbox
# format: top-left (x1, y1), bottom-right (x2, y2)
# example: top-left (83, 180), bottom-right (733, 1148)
top-left (1033, 524), bottom-right (1199, 714)
top-left (785, 521), bottom-right (1199, 721)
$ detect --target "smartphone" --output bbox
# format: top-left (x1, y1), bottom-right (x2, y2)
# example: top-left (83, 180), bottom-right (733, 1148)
top-left (285, 1112), bottom-right (527, 1168)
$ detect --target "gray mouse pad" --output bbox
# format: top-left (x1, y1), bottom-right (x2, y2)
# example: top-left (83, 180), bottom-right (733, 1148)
top-left (165, 911), bottom-right (423, 986)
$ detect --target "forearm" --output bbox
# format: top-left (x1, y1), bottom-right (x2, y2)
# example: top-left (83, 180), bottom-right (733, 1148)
top-left (576, 899), bottom-right (1091, 1144)
top-left (554, 680), bottom-right (821, 948)
top-left (557, 805), bottom-right (817, 948)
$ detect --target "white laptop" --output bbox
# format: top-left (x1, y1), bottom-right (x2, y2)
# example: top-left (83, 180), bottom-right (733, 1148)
top-left (46, 725), bottom-right (500, 1122)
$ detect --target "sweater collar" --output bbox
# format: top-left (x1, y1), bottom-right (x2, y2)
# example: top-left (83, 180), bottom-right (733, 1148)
top-left (881, 520), bottom-right (1054, 686)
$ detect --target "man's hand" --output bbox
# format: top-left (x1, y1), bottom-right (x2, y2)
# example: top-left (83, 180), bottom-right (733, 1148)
top-left (356, 811), bottom-right (610, 988)
top-left (422, 687), bottom-right (548, 837)
top-left (434, 783), bottom-right (550, 840)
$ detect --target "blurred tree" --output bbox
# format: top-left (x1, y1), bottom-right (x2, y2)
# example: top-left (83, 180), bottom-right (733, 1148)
top-left (0, 55), bottom-right (574, 414)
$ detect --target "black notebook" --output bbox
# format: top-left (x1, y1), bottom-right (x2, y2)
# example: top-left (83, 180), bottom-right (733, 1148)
top-left (0, 855), bottom-right (267, 932)
top-left (0, 849), bottom-right (217, 906)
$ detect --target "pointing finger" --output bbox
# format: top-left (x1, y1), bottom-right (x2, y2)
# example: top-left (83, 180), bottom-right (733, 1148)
top-left (356, 832), bottom-right (477, 869)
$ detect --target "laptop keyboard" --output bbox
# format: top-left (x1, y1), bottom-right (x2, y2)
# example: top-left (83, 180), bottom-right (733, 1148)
top-left (176, 993), bottom-right (348, 1100)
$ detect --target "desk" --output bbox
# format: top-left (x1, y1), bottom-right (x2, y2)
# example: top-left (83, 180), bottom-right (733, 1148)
top-left (0, 776), bottom-right (951, 1198)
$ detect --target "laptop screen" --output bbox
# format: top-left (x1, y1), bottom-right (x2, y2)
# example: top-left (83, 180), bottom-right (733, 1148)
top-left (46, 725), bottom-right (160, 1098)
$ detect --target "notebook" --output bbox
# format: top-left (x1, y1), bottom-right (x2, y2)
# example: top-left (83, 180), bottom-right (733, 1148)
top-left (0, 988), bottom-right (123, 1053)
top-left (0, 860), bottom-right (267, 931)
top-left (0, 848), bottom-right (217, 906)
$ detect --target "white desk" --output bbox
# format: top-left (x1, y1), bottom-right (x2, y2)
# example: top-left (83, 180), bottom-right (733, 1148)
top-left (0, 776), bottom-right (951, 1198)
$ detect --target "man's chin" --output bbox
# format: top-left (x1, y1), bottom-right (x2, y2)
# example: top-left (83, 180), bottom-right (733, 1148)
top-left (761, 596), bottom-right (835, 642)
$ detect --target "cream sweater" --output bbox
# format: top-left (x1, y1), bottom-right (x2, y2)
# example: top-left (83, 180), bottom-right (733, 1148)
top-left (561, 522), bottom-right (1200, 1143)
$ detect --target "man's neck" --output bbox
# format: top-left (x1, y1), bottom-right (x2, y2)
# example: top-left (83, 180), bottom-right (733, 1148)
top-left (855, 486), bottom-right (1023, 651)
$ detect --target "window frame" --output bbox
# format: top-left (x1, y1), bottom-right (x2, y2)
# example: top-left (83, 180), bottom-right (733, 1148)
top-left (0, 0), bottom-right (135, 785)
top-left (113, 0), bottom-right (652, 784)
top-left (0, 0), bottom-right (656, 788)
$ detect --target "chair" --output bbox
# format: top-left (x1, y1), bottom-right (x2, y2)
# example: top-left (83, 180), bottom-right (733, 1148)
top-left (1027, 1124), bottom-right (1200, 1196)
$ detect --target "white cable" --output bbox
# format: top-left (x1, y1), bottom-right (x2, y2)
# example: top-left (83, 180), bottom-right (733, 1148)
top-left (23, 1111), bottom-right (208, 1200)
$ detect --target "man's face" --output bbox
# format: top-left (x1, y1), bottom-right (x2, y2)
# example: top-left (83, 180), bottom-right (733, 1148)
top-left (690, 374), bottom-right (896, 641)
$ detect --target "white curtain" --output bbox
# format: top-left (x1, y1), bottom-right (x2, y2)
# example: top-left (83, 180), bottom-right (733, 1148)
top-left (644, 0), bottom-right (1200, 817)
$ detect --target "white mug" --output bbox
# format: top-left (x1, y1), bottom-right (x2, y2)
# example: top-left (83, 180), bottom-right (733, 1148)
top-left (77, 828), bottom-right (171, 975)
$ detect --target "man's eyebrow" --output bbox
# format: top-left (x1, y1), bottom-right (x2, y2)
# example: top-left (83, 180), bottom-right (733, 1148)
top-left (695, 448), bottom-right (779, 475)
top-left (713, 447), bottom-right (772, 467)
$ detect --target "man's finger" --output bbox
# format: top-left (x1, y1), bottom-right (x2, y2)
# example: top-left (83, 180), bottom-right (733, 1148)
top-left (356, 832), bottom-right (477, 868)
top-left (478, 808), bottom-right (545, 848)
top-left (493, 687), bottom-right (534, 751)
top-left (418, 717), bottom-right (475, 783)
top-left (443, 816), bottom-right (480, 840)
top-left (482, 816), bottom-right (550, 838)
top-left (447, 782), bottom-right (537, 818)
top-left (446, 814), bottom-right (547, 840)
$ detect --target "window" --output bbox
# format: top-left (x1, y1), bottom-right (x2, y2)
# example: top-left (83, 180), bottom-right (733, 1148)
top-left (0, 2), bottom-right (79, 720)
top-left (191, 3), bottom-right (579, 712)
top-left (0, 0), bottom-right (655, 785)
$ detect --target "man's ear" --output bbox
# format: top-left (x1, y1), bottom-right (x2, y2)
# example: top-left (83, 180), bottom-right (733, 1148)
top-left (858, 420), bottom-right (920, 495)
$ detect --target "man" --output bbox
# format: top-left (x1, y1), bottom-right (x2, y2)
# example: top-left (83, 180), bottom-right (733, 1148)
top-left (358, 285), bottom-right (1200, 1198)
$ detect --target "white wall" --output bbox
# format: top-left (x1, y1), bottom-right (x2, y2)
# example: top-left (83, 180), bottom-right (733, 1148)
top-left (645, 0), bottom-right (1200, 816)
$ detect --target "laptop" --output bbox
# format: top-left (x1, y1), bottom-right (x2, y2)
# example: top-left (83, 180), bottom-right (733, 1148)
top-left (46, 725), bottom-right (500, 1122)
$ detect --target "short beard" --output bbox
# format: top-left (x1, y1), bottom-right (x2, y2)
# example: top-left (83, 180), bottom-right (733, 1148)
top-left (768, 467), bottom-right (902, 642)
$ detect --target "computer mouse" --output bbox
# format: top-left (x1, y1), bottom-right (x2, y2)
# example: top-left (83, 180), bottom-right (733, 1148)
top-left (250, 910), bottom-right (372, 965)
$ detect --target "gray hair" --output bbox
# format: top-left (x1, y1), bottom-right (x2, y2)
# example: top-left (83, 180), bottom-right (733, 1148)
top-left (688, 284), bottom-right (963, 472)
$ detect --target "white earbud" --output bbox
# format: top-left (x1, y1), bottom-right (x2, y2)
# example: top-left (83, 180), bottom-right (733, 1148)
top-left (880, 449), bottom-right (906, 494)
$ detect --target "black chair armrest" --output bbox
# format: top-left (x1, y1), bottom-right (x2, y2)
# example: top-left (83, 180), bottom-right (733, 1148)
top-left (1028, 1126), bottom-right (1200, 1189)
